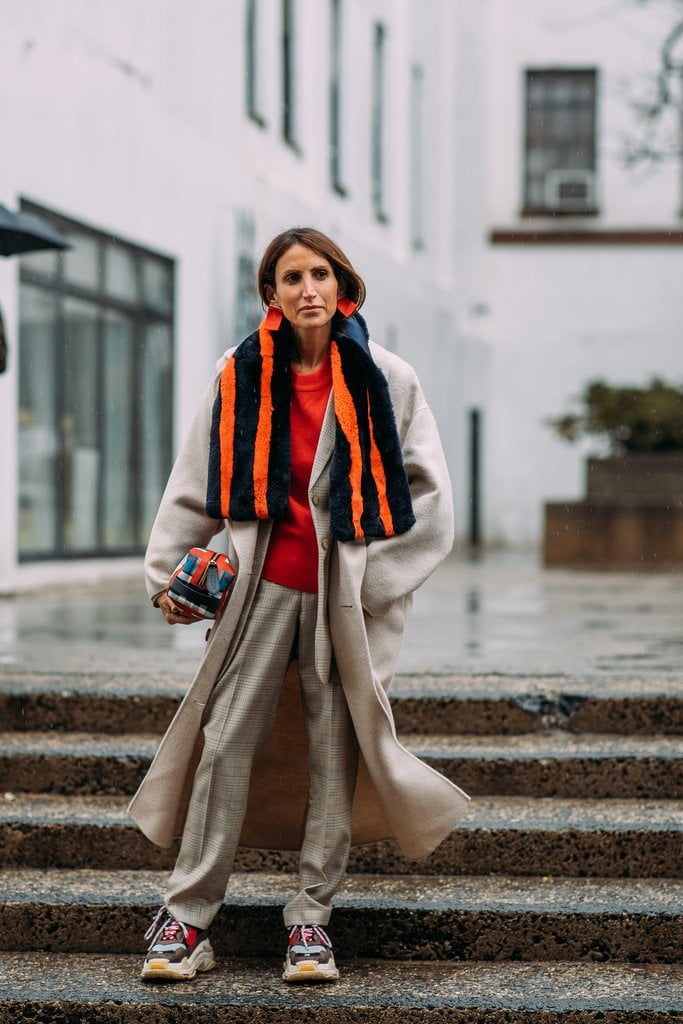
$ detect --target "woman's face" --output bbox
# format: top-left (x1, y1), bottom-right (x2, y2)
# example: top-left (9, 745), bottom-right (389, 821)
top-left (269, 244), bottom-right (341, 336)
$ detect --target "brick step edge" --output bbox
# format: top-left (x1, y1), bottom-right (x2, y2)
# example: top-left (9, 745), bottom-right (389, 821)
top-left (0, 954), bottom-right (681, 1023)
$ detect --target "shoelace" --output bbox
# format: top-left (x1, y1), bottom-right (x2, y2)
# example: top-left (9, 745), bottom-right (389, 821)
top-left (289, 924), bottom-right (331, 950)
top-left (144, 906), bottom-right (189, 946)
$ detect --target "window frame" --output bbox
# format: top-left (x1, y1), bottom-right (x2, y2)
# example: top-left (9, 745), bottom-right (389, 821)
top-left (329, 0), bottom-right (347, 196)
top-left (522, 67), bottom-right (599, 218)
top-left (17, 200), bottom-right (175, 562)
top-left (282, 0), bottom-right (300, 152)
top-left (410, 62), bottom-right (425, 249)
top-left (246, 0), bottom-right (267, 128)
top-left (371, 21), bottom-right (389, 223)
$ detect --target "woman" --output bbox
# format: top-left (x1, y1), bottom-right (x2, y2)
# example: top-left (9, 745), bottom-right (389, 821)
top-left (129, 227), bottom-right (469, 984)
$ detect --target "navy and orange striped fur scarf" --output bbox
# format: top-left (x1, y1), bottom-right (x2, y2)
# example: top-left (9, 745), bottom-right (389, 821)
top-left (206, 306), bottom-right (415, 542)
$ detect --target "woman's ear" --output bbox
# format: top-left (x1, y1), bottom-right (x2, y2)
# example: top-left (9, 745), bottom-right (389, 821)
top-left (336, 272), bottom-right (346, 299)
top-left (264, 285), bottom-right (279, 308)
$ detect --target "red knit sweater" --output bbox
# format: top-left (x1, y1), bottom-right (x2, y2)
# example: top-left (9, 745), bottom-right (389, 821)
top-left (260, 355), bottom-right (332, 594)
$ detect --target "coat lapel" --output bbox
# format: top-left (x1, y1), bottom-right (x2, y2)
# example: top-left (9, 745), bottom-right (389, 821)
top-left (309, 392), bottom-right (336, 489)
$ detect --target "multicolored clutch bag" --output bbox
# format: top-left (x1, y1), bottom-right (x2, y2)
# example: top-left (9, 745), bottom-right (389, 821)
top-left (167, 547), bottom-right (236, 620)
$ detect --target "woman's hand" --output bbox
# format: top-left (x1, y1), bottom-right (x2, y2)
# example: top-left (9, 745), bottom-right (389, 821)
top-left (157, 592), bottom-right (201, 625)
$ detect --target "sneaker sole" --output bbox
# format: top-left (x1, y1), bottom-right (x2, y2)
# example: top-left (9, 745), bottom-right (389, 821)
top-left (282, 961), bottom-right (340, 983)
top-left (141, 940), bottom-right (217, 981)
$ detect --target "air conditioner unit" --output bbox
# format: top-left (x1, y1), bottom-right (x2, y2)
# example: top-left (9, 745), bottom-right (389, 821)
top-left (544, 169), bottom-right (597, 211)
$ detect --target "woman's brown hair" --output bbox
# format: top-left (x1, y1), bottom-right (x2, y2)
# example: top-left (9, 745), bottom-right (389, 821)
top-left (257, 227), bottom-right (366, 310)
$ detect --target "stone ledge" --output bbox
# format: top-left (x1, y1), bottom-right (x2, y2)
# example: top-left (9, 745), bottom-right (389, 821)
top-left (0, 870), bottom-right (680, 962)
top-left (1, 795), bottom-right (680, 878)
top-left (1, 670), bottom-right (680, 737)
top-left (1, 731), bottom-right (680, 799)
top-left (1, 955), bottom-right (681, 1020)
top-left (1, 730), bottom-right (680, 799)
top-left (545, 503), bottom-right (683, 568)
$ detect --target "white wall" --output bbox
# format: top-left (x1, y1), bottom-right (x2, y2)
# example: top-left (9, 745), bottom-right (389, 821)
top-left (0, 0), bottom-right (250, 405)
top-left (487, 0), bottom-right (683, 225)
top-left (483, 0), bottom-right (683, 546)
top-left (0, 0), bottom-right (484, 589)
top-left (0, 0), bottom-right (248, 587)
top-left (486, 245), bottom-right (683, 544)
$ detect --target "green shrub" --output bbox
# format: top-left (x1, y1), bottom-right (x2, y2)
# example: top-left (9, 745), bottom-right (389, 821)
top-left (547, 378), bottom-right (683, 454)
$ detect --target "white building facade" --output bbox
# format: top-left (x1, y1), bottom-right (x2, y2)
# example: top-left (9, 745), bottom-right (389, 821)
top-left (1, 0), bottom-right (680, 591)
top-left (0, 0), bottom-right (486, 592)
top-left (482, 0), bottom-right (683, 546)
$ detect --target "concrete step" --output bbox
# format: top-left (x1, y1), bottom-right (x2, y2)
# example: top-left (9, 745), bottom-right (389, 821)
top-left (404, 732), bottom-right (683, 799)
top-left (1, 794), bottom-right (680, 879)
top-left (1, 670), bottom-right (681, 736)
top-left (1, 869), bottom-right (680, 964)
top-left (0, 732), bottom-right (155, 797)
top-left (1, 730), bottom-right (680, 799)
top-left (1, 954), bottom-right (681, 1023)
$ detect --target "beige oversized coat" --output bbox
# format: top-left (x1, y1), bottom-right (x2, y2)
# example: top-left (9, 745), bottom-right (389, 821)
top-left (128, 342), bottom-right (470, 861)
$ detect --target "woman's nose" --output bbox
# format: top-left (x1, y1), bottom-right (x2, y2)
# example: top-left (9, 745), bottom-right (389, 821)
top-left (302, 276), bottom-right (317, 297)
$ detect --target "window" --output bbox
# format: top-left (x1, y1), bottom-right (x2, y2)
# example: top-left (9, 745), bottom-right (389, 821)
top-left (282, 0), bottom-right (298, 149)
top-left (371, 22), bottom-right (388, 222)
top-left (524, 69), bottom-right (598, 215)
top-left (234, 211), bottom-right (262, 340)
top-left (18, 203), bottom-right (174, 560)
top-left (410, 64), bottom-right (425, 248)
top-left (246, 0), bottom-right (266, 126)
top-left (329, 0), bottom-right (346, 194)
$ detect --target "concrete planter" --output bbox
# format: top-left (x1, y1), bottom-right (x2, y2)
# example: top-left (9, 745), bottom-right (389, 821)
top-left (586, 453), bottom-right (683, 506)
top-left (544, 453), bottom-right (683, 568)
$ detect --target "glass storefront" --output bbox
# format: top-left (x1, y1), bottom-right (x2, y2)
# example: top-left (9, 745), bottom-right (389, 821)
top-left (18, 204), bottom-right (174, 560)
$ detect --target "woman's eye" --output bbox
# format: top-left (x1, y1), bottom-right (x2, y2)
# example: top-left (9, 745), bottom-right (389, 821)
top-left (314, 269), bottom-right (328, 279)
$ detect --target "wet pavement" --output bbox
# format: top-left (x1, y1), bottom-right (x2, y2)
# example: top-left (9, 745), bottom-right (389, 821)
top-left (0, 551), bottom-right (682, 679)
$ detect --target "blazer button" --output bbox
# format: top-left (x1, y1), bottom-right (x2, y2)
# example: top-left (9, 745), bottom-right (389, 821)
top-left (321, 537), bottom-right (330, 551)
top-left (311, 494), bottom-right (320, 506)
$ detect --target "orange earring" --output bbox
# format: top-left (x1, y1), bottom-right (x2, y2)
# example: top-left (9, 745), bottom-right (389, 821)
top-left (337, 296), bottom-right (357, 317)
top-left (262, 305), bottom-right (283, 330)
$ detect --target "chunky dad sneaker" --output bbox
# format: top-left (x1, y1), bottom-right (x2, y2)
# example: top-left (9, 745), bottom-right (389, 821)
top-left (282, 924), bottom-right (339, 983)
top-left (141, 907), bottom-right (216, 981)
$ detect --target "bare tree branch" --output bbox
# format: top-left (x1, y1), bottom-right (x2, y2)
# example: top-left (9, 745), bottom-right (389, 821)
top-left (622, 2), bottom-right (683, 165)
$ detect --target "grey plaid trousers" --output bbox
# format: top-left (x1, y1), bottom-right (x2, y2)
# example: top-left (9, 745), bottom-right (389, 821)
top-left (165, 579), bottom-right (359, 930)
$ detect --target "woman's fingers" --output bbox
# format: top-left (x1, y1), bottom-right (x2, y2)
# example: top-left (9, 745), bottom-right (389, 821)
top-left (158, 593), bottom-right (199, 624)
